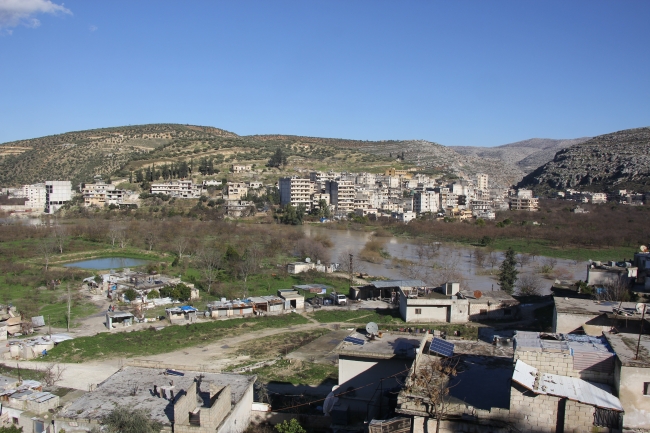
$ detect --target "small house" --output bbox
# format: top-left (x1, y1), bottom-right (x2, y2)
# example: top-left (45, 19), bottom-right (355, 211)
top-left (165, 306), bottom-right (198, 323)
top-left (105, 311), bottom-right (134, 329)
top-left (277, 289), bottom-right (304, 310)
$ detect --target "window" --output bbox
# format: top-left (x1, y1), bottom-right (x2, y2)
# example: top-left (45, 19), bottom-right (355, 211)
top-left (415, 308), bottom-right (422, 315)
top-left (644, 382), bottom-right (650, 396)
top-left (480, 309), bottom-right (488, 315)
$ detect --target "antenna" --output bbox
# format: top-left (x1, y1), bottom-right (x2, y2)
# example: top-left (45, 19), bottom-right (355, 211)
top-left (366, 322), bottom-right (379, 337)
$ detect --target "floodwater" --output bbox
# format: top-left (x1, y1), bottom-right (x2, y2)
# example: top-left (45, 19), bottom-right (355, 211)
top-left (63, 257), bottom-right (150, 269)
top-left (301, 225), bottom-right (587, 295)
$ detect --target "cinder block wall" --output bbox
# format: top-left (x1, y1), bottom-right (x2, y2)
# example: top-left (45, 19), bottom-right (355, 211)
top-left (203, 385), bottom-right (231, 429)
top-left (173, 382), bottom-right (196, 426)
top-left (515, 350), bottom-right (613, 385)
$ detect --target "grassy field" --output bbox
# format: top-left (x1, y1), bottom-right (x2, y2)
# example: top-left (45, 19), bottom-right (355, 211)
top-left (482, 238), bottom-right (637, 262)
top-left (250, 359), bottom-right (338, 386)
top-left (39, 301), bottom-right (100, 328)
top-left (45, 313), bottom-right (309, 362)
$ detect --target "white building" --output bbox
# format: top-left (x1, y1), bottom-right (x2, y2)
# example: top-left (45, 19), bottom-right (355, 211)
top-left (279, 177), bottom-right (312, 210)
top-left (414, 191), bottom-right (439, 214)
top-left (150, 180), bottom-right (201, 198)
top-left (476, 173), bottom-right (488, 191)
top-left (45, 181), bottom-right (72, 214)
top-left (22, 183), bottom-right (46, 211)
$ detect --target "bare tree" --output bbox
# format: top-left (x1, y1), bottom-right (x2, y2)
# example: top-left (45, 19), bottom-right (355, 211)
top-left (516, 273), bottom-right (544, 296)
top-left (38, 237), bottom-right (56, 271)
top-left (542, 257), bottom-right (558, 271)
top-left (294, 238), bottom-right (331, 263)
top-left (197, 247), bottom-right (222, 294)
top-left (407, 355), bottom-right (460, 433)
top-left (53, 224), bottom-right (67, 254)
top-left (41, 363), bottom-right (67, 386)
top-left (336, 249), bottom-right (367, 275)
top-left (173, 236), bottom-right (189, 260)
top-left (487, 252), bottom-right (499, 269)
top-left (237, 244), bottom-right (263, 297)
top-left (596, 279), bottom-right (631, 302)
top-left (474, 249), bottom-right (486, 267)
top-left (517, 254), bottom-right (532, 269)
top-left (144, 230), bottom-right (158, 251)
top-left (107, 224), bottom-right (122, 248)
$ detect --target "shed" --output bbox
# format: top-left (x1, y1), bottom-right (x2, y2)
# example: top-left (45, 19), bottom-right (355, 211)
top-left (165, 306), bottom-right (198, 323)
top-left (106, 311), bottom-right (134, 329)
top-left (277, 290), bottom-right (304, 310)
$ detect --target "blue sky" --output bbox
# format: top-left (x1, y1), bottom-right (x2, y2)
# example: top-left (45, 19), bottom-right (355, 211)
top-left (1, 1), bottom-right (648, 146)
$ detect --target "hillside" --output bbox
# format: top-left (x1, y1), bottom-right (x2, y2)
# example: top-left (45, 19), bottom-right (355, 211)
top-left (451, 137), bottom-right (591, 174)
top-left (517, 127), bottom-right (650, 194)
top-left (0, 124), bottom-right (533, 188)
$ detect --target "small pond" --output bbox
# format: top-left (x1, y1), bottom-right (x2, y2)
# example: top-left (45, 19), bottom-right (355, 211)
top-left (63, 257), bottom-right (150, 269)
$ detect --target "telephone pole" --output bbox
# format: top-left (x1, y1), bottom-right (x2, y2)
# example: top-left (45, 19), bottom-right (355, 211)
top-left (349, 254), bottom-right (354, 288)
top-left (67, 284), bottom-right (71, 332)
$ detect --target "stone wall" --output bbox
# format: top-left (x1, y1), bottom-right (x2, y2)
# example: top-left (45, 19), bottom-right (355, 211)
top-left (515, 349), bottom-right (613, 385)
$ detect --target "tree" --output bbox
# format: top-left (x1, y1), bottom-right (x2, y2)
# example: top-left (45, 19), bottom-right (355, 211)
top-left (237, 244), bottom-right (262, 297)
top-left (267, 148), bottom-right (287, 168)
top-left (0, 426), bottom-right (23, 433)
top-left (516, 273), bottom-right (544, 296)
top-left (123, 288), bottom-right (138, 301)
top-left (102, 406), bottom-right (162, 433)
top-left (53, 224), bottom-right (67, 254)
top-left (498, 247), bottom-right (518, 294)
top-left (173, 237), bottom-right (189, 260)
top-left (275, 419), bottom-right (306, 433)
top-left (516, 253), bottom-right (532, 269)
top-left (197, 247), bottom-right (222, 294)
top-left (38, 237), bottom-right (56, 271)
top-left (407, 356), bottom-right (459, 433)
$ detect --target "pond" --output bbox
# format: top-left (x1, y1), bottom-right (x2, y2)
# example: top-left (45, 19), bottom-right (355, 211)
top-left (63, 257), bottom-right (150, 270)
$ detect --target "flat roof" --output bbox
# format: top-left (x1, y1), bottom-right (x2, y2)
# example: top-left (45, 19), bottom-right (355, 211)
top-left (60, 367), bottom-right (255, 425)
top-left (336, 332), bottom-right (425, 360)
top-left (553, 297), bottom-right (638, 316)
top-left (106, 311), bottom-right (134, 318)
top-left (603, 332), bottom-right (650, 367)
top-left (368, 280), bottom-right (428, 288)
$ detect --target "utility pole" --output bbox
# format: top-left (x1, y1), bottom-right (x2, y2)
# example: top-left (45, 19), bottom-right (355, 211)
top-left (48, 314), bottom-right (51, 337)
top-left (349, 254), bottom-right (354, 288)
top-left (67, 284), bottom-right (71, 332)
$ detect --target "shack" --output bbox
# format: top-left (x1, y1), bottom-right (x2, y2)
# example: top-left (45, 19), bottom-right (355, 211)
top-left (277, 290), bottom-right (304, 310)
top-left (165, 306), bottom-right (198, 323)
top-left (249, 296), bottom-right (285, 315)
top-left (207, 299), bottom-right (254, 318)
top-left (106, 311), bottom-right (134, 329)
top-left (350, 280), bottom-right (428, 302)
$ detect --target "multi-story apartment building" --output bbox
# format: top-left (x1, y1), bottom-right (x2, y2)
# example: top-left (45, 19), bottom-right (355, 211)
top-left (22, 183), bottom-right (47, 211)
top-left (223, 182), bottom-right (248, 200)
top-left (510, 189), bottom-right (539, 211)
top-left (326, 180), bottom-right (355, 214)
top-left (476, 173), bottom-right (488, 191)
top-left (279, 177), bottom-right (312, 210)
top-left (82, 182), bottom-right (125, 207)
top-left (150, 180), bottom-right (201, 198)
top-left (414, 191), bottom-right (439, 214)
top-left (45, 181), bottom-right (73, 214)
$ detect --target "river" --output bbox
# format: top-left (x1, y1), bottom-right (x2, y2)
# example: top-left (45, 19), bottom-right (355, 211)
top-left (301, 225), bottom-right (586, 296)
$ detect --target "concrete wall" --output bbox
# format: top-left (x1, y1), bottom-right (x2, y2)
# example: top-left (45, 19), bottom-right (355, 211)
top-left (173, 382), bottom-right (195, 427)
top-left (216, 380), bottom-right (254, 433)
top-left (399, 291), bottom-right (469, 323)
top-left (616, 363), bottom-right (650, 429)
top-left (554, 311), bottom-right (600, 334)
top-left (514, 350), bottom-right (614, 385)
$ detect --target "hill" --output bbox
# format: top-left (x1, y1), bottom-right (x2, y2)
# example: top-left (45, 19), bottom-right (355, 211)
top-left (0, 124), bottom-right (528, 188)
top-left (451, 137), bottom-right (591, 174)
top-left (517, 127), bottom-right (650, 194)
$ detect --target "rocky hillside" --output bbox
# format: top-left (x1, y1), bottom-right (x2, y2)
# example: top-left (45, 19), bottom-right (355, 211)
top-left (451, 137), bottom-right (591, 174)
top-left (0, 124), bottom-right (527, 188)
top-left (518, 127), bottom-right (650, 194)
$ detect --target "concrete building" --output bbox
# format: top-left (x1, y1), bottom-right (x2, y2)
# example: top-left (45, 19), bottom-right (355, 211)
top-left (476, 173), bottom-right (488, 191)
top-left (0, 376), bottom-right (61, 433)
top-left (552, 297), bottom-right (646, 335)
top-left (150, 180), bottom-right (201, 198)
top-left (509, 189), bottom-right (539, 211)
top-left (326, 180), bottom-right (355, 214)
top-left (333, 331), bottom-right (427, 423)
top-left (413, 191), bottom-right (438, 214)
top-left (604, 332), bottom-right (650, 430)
top-left (22, 183), bottom-right (46, 211)
top-left (56, 367), bottom-right (256, 433)
top-left (82, 182), bottom-right (125, 207)
top-left (45, 180), bottom-right (72, 214)
top-left (230, 164), bottom-right (252, 173)
top-left (586, 261), bottom-right (637, 287)
top-left (223, 182), bottom-right (248, 200)
top-left (279, 177), bottom-right (311, 210)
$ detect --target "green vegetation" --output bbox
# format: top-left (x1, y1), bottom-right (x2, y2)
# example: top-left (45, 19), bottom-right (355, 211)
top-left (252, 359), bottom-right (338, 386)
top-left (275, 419), bottom-right (307, 433)
top-left (498, 247), bottom-right (518, 294)
top-left (46, 313), bottom-right (309, 362)
top-left (102, 406), bottom-right (162, 433)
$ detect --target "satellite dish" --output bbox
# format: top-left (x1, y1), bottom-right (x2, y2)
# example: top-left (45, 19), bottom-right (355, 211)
top-left (473, 290), bottom-right (483, 299)
top-left (640, 245), bottom-right (648, 253)
top-left (305, 257), bottom-right (311, 263)
top-left (366, 322), bottom-right (379, 335)
top-left (636, 303), bottom-right (647, 314)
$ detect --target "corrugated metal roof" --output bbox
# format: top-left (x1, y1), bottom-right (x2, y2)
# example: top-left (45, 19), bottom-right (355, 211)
top-left (368, 280), bottom-right (427, 288)
top-left (512, 360), bottom-right (623, 411)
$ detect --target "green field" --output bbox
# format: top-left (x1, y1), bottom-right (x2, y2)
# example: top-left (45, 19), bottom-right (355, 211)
top-left (250, 359), bottom-right (338, 386)
top-left (45, 313), bottom-right (309, 362)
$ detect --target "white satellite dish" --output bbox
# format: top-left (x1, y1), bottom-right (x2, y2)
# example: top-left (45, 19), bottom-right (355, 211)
top-left (640, 245), bottom-right (648, 253)
top-left (305, 257), bottom-right (311, 263)
top-left (636, 303), bottom-right (647, 314)
top-left (366, 322), bottom-right (379, 336)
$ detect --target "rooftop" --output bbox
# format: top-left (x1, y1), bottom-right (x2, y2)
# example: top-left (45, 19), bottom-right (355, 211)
top-left (603, 332), bottom-right (650, 367)
top-left (553, 297), bottom-right (639, 316)
top-left (368, 280), bottom-right (428, 289)
top-left (60, 367), bottom-right (255, 425)
top-left (335, 332), bottom-right (426, 360)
